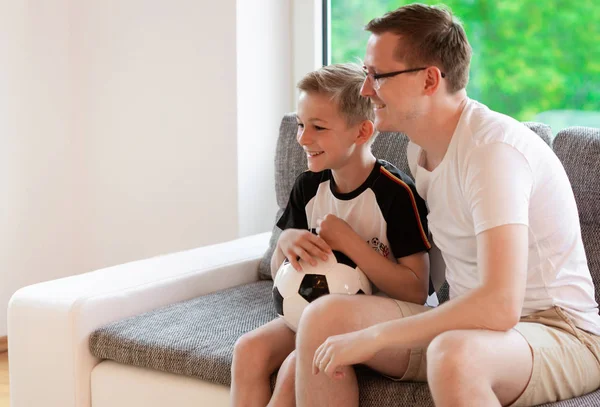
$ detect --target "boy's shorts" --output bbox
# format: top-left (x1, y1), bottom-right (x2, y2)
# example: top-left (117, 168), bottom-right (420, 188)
top-left (385, 301), bottom-right (600, 406)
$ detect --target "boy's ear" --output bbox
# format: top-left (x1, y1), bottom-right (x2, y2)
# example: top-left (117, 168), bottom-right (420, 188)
top-left (355, 120), bottom-right (375, 145)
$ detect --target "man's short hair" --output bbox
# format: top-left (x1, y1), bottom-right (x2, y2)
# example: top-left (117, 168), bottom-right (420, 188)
top-left (297, 63), bottom-right (374, 127)
top-left (365, 4), bottom-right (472, 93)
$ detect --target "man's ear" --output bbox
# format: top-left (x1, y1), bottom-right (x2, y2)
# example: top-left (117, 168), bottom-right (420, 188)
top-left (355, 120), bottom-right (375, 145)
top-left (423, 67), bottom-right (443, 95)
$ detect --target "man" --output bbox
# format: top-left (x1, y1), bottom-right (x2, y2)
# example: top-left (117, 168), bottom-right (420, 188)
top-left (294, 4), bottom-right (600, 407)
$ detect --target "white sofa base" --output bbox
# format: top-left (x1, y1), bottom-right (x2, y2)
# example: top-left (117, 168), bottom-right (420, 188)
top-left (92, 361), bottom-right (229, 407)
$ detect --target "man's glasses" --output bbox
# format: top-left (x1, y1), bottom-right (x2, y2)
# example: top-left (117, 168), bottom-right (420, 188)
top-left (362, 66), bottom-right (446, 90)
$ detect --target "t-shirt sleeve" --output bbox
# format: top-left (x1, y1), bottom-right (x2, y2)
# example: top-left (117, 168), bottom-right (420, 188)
top-left (276, 174), bottom-right (309, 231)
top-left (464, 143), bottom-right (533, 235)
top-left (385, 180), bottom-right (432, 259)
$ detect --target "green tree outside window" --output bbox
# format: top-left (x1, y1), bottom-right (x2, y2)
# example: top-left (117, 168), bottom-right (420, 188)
top-left (330, 0), bottom-right (600, 130)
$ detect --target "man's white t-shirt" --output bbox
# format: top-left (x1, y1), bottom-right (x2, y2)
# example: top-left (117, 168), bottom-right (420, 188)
top-left (408, 98), bottom-right (600, 334)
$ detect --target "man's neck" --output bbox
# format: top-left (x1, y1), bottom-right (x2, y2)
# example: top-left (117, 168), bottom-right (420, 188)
top-left (331, 153), bottom-right (377, 194)
top-left (411, 92), bottom-right (468, 171)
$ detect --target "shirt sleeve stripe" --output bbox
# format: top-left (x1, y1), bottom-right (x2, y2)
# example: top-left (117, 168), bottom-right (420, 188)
top-left (380, 166), bottom-right (432, 250)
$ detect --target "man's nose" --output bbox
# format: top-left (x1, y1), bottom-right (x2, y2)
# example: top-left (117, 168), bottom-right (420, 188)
top-left (360, 77), bottom-right (374, 97)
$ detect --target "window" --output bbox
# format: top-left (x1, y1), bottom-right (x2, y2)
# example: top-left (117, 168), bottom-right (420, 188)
top-left (328, 0), bottom-right (600, 131)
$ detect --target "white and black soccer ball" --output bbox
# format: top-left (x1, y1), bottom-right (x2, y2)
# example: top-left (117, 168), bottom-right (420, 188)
top-left (272, 251), bottom-right (372, 332)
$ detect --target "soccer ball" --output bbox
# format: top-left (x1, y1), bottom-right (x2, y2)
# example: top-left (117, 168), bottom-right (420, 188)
top-left (272, 251), bottom-right (372, 332)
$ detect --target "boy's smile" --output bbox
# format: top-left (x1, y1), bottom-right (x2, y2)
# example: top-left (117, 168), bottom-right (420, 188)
top-left (296, 91), bottom-right (357, 173)
top-left (295, 89), bottom-right (377, 194)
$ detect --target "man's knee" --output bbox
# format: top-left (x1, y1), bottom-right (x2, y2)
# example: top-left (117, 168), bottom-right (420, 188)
top-left (427, 331), bottom-right (478, 379)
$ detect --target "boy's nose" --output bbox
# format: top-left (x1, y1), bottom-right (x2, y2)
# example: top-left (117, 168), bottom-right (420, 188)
top-left (297, 129), bottom-right (312, 145)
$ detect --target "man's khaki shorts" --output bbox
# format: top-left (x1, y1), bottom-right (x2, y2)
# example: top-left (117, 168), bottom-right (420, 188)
top-left (387, 301), bottom-right (600, 406)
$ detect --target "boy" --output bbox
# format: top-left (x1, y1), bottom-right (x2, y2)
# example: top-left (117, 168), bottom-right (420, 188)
top-left (230, 63), bottom-right (431, 407)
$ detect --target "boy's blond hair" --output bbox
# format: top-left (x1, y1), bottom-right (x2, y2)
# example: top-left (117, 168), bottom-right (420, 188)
top-left (297, 63), bottom-right (374, 127)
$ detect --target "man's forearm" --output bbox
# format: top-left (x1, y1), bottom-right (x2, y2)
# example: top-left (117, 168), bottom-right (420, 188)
top-left (343, 235), bottom-right (427, 304)
top-left (372, 286), bottom-right (521, 351)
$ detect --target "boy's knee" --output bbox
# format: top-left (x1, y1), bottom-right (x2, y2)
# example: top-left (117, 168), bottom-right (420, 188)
top-left (299, 295), bottom-right (351, 332)
top-left (281, 352), bottom-right (297, 374)
top-left (233, 332), bottom-right (272, 372)
top-left (277, 352), bottom-right (297, 387)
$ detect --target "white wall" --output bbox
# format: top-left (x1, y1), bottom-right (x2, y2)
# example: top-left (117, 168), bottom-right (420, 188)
top-left (237, 0), bottom-right (293, 236)
top-left (236, 0), bottom-right (325, 236)
top-left (0, 0), bottom-right (295, 337)
top-left (0, 0), bottom-right (84, 337)
top-left (72, 0), bottom-right (240, 268)
top-left (293, 0), bottom-right (325, 104)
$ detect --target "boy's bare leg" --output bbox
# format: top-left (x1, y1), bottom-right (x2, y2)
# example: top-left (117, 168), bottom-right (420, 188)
top-left (427, 329), bottom-right (532, 407)
top-left (268, 351), bottom-right (297, 407)
top-left (295, 295), bottom-right (410, 407)
top-left (231, 318), bottom-right (295, 407)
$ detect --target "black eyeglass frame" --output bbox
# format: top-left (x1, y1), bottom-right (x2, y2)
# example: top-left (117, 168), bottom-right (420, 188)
top-left (363, 67), bottom-right (446, 80)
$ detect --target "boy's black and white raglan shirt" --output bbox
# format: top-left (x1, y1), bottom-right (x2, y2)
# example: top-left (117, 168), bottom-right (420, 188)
top-left (277, 159), bottom-right (431, 263)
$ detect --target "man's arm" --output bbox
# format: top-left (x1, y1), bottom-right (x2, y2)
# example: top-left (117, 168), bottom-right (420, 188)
top-left (313, 143), bottom-right (533, 377)
top-left (372, 223), bottom-right (528, 350)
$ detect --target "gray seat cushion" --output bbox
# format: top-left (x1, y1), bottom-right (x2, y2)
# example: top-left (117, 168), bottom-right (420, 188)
top-left (90, 281), bottom-right (435, 406)
top-left (90, 279), bottom-right (600, 406)
top-left (90, 282), bottom-right (277, 385)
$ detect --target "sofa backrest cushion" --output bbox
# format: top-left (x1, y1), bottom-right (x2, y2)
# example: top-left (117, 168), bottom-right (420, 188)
top-left (552, 126), bottom-right (600, 302)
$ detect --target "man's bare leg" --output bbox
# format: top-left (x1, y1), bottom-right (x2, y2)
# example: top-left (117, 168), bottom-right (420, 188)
top-left (231, 318), bottom-right (295, 407)
top-left (427, 329), bottom-right (533, 407)
top-left (295, 295), bottom-right (412, 407)
top-left (268, 351), bottom-right (297, 407)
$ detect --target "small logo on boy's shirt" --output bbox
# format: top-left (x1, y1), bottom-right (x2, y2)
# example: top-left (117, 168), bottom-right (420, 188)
top-left (367, 237), bottom-right (390, 258)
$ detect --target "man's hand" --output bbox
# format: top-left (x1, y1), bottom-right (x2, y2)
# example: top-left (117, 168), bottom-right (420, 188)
top-left (278, 229), bottom-right (332, 271)
top-left (316, 214), bottom-right (358, 252)
top-left (312, 328), bottom-right (380, 379)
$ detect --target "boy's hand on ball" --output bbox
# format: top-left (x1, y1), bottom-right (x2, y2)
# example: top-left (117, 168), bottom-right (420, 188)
top-left (316, 214), bottom-right (356, 251)
top-left (279, 229), bottom-right (332, 271)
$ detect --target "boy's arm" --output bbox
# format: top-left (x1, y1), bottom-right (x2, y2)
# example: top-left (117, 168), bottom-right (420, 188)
top-left (317, 214), bottom-right (429, 304)
top-left (361, 165), bottom-right (431, 303)
top-left (270, 244), bottom-right (286, 280)
top-left (272, 172), bottom-right (322, 278)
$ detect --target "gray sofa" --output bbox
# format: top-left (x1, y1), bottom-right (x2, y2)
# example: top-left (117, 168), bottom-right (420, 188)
top-left (87, 114), bottom-right (600, 406)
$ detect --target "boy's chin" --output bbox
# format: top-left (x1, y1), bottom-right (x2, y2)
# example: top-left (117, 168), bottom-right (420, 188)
top-left (307, 160), bottom-right (329, 173)
top-left (307, 164), bottom-right (324, 173)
